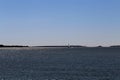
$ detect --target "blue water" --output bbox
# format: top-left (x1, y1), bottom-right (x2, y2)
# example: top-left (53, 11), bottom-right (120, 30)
top-left (0, 47), bottom-right (120, 80)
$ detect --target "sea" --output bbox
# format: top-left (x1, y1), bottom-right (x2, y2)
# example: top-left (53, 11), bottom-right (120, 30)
top-left (0, 47), bottom-right (120, 80)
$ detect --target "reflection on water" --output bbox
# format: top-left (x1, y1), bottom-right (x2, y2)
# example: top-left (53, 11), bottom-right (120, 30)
top-left (0, 47), bottom-right (120, 80)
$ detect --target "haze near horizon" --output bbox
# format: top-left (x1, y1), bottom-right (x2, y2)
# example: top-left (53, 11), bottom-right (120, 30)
top-left (0, 0), bottom-right (120, 46)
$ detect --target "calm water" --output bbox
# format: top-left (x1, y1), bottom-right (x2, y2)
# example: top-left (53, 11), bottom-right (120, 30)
top-left (0, 47), bottom-right (120, 80)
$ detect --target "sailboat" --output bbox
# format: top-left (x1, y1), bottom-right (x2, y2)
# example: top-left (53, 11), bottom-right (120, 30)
top-left (68, 43), bottom-right (71, 48)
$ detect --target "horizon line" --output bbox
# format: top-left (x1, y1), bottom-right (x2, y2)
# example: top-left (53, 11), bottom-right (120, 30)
top-left (1, 44), bottom-right (120, 47)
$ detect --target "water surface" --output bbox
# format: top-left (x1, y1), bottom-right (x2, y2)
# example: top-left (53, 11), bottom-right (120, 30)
top-left (0, 47), bottom-right (120, 80)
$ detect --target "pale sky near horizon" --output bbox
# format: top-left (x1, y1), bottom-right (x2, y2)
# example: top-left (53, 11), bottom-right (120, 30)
top-left (0, 0), bottom-right (120, 46)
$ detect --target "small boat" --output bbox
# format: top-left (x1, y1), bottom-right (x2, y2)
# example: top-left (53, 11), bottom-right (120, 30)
top-left (68, 44), bottom-right (71, 48)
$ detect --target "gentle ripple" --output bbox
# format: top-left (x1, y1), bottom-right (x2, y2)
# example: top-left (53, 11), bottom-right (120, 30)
top-left (0, 47), bottom-right (120, 80)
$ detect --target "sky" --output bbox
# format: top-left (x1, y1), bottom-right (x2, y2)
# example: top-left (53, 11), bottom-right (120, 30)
top-left (0, 0), bottom-right (120, 46)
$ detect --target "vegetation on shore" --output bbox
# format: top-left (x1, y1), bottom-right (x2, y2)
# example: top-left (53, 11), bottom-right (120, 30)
top-left (0, 44), bottom-right (120, 48)
top-left (0, 44), bottom-right (28, 47)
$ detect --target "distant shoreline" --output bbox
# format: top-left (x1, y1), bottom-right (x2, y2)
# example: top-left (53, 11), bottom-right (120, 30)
top-left (0, 45), bottom-right (28, 48)
top-left (0, 45), bottom-right (120, 48)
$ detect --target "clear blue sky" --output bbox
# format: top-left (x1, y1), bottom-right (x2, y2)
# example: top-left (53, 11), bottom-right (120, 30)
top-left (0, 0), bottom-right (120, 46)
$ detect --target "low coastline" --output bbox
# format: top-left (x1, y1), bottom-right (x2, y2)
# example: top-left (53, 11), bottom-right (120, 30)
top-left (0, 44), bottom-right (120, 48)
